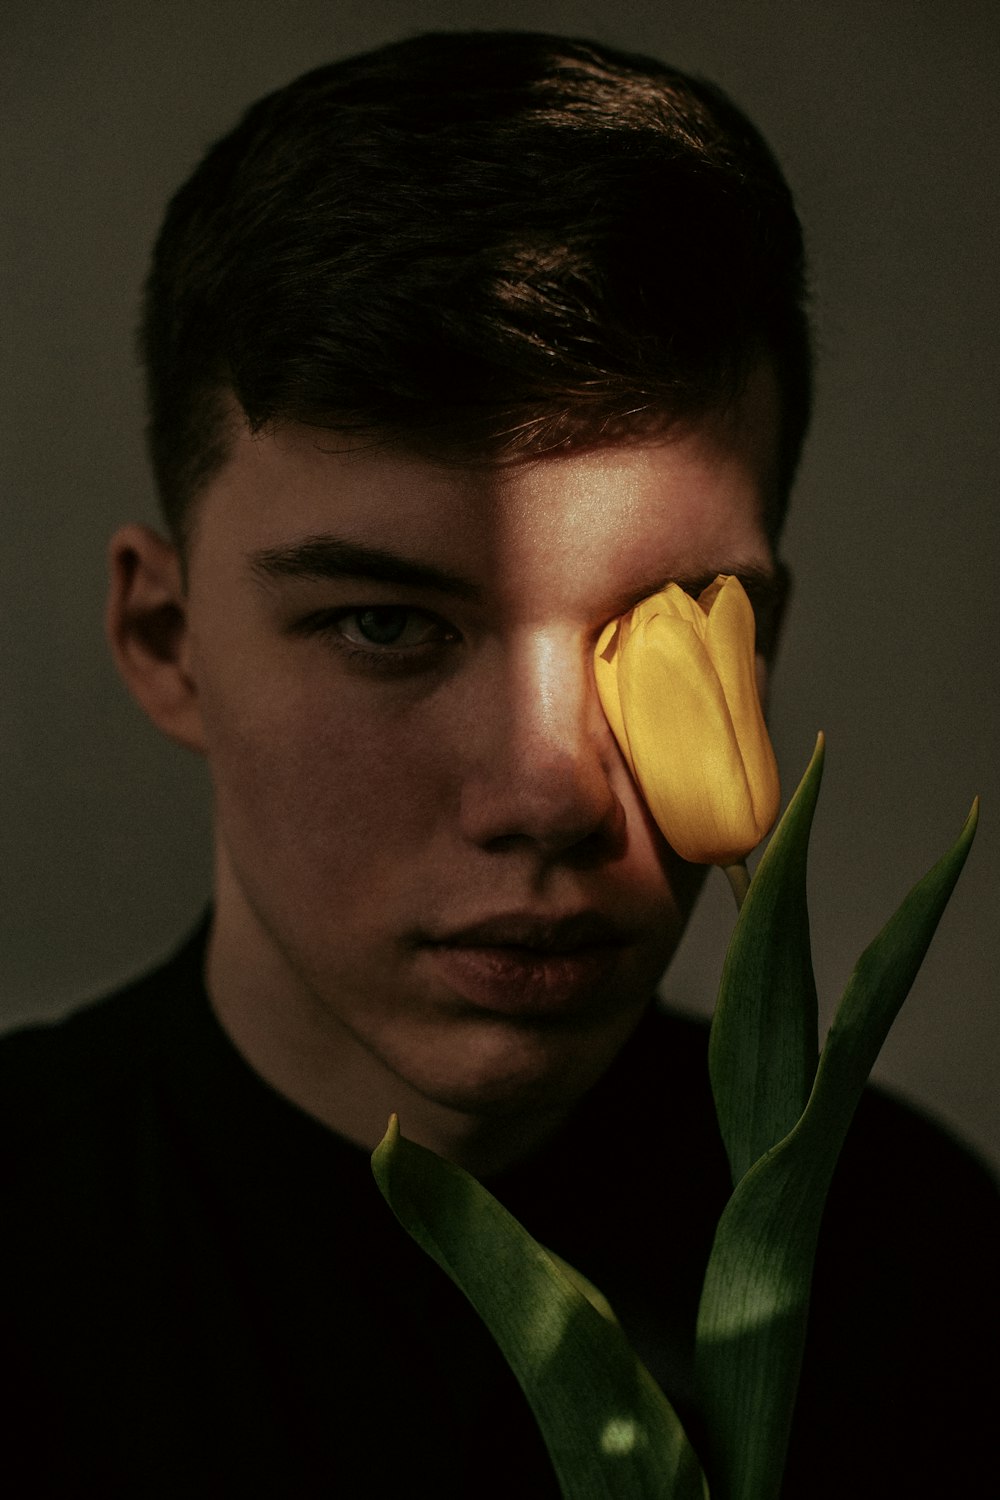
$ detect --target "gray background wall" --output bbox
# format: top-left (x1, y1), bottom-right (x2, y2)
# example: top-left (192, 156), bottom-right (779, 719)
top-left (3, 1), bottom-right (997, 1173)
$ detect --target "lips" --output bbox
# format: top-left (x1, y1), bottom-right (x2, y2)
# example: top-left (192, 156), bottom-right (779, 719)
top-left (419, 910), bottom-right (631, 1016)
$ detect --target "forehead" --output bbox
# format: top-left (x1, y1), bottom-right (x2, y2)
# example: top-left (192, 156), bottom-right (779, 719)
top-left (185, 369), bottom-right (781, 606)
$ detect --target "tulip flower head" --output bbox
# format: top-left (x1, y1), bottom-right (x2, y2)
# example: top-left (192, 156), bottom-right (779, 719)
top-left (594, 575), bottom-right (780, 866)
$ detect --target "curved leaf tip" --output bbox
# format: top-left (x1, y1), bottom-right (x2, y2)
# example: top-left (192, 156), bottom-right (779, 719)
top-left (372, 1113), bottom-right (401, 1188)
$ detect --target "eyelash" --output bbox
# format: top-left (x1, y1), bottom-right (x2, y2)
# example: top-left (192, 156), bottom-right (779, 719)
top-left (295, 606), bottom-right (461, 673)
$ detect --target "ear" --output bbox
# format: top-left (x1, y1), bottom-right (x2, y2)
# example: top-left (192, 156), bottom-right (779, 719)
top-left (106, 523), bottom-right (207, 754)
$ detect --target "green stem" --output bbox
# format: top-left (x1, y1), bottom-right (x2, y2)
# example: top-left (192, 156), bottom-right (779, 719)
top-left (723, 861), bottom-right (750, 910)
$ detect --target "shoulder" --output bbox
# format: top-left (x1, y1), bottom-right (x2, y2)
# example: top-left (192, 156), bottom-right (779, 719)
top-left (646, 1001), bottom-right (996, 1182)
top-left (630, 1003), bottom-right (998, 1240)
top-left (844, 1078), bottom-right (997, 1200)
top-left (824, 1081), bottom-right (999, 1289)
top-left (0, 924), bottom-right (209, 1162)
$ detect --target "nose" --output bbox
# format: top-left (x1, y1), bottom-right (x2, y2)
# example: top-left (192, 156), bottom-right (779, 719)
top-left (458, 631), bottom-right (626, 859)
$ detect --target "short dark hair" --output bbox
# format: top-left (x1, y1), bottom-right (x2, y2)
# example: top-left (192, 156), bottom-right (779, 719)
top-left (141, 30), bottom-right (812, 544)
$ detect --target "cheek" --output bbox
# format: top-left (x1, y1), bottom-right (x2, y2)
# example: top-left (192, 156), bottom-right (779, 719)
top-left (197, 664), bottom-right (454, 879)
top-left (631, 779), bottom-right (708, 919)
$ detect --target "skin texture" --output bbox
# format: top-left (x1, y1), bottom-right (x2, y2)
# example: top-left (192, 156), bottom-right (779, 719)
top-left (108, 374), bottom-right (782, 1175)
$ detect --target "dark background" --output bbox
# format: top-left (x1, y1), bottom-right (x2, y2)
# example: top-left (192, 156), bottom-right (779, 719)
top-left (3, 1), bottom-right (997, 1173)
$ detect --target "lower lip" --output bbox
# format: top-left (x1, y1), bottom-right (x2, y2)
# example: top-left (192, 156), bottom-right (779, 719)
top-left (423, 944), bottom-right (621, 1016)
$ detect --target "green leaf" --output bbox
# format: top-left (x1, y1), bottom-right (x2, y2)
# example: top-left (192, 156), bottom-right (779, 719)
top-left (695, 797), bottom-right (979, 1500)
top-left (373, 1117), bottom-right (708, 1500)
top-left (710, 734), bottom-right (824, 1187)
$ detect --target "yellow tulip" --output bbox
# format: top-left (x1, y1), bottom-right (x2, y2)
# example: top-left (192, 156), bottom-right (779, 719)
top-left (594, 575), bottom-right (780, 865)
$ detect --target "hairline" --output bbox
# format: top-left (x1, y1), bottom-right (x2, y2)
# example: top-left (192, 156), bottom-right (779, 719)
top-left (174, 363), bottom-right (790, 566)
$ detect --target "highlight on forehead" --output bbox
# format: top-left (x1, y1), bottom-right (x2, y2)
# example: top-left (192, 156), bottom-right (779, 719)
top-left (247, 527), bottom-right (784, 648)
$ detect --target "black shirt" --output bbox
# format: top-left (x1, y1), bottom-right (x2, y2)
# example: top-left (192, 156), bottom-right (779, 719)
top-left (2, 924), bottom-right (997, 1497)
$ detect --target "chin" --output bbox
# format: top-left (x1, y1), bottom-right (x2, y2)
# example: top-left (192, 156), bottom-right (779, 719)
top-left (399, 1011), bottom-right (637, 1121)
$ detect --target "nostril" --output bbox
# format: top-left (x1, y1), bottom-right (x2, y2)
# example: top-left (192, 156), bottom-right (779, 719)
top-left (457, 641), bottom-right (629, 858)
top-left (462, 743), bottom-right (628, 859)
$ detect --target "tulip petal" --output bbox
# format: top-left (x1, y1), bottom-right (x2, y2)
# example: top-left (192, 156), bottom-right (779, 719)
top-left (702, 578), bottom-right (781, 831)
top-left (640, 584), bottom-right (707, 634)
top-left (617, 616), bottom-right (757, 864)
top-left (594, 619), bottom-right (637, 778)
top-left (593, 575), bottom-right (779, 865)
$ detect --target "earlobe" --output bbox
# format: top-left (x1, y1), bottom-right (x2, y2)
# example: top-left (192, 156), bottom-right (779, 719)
top-left (106, 523), bottom-right (207, 753)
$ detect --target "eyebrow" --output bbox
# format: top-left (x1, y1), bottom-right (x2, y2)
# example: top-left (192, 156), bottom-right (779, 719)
top-left (249, 535), bottom-right (483, 601)
top-left (249, 534), bottom-right (784, 625)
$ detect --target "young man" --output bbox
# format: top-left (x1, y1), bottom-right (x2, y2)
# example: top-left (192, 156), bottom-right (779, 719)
top-left (3, 32), bottom-right (996, 1498)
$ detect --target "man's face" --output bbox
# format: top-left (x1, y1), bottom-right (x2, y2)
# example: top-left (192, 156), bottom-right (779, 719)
top-left (176, 380), bottom-right (781, 1135)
